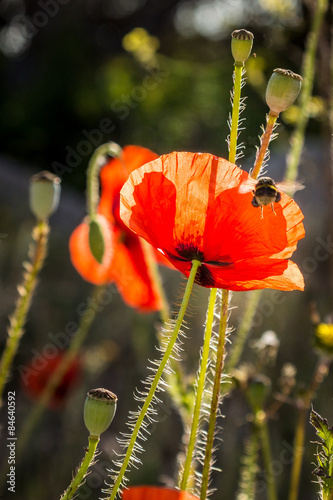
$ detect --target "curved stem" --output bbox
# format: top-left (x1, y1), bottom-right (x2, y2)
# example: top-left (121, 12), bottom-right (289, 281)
top-left (16, 285), bottom-right (107, 459)
top-left (200, 289), bottom-right (229, 500)
top-left (0, 220), bottom-right (49, 404)
top-left (229, 64), bottom-right (244, 164)
top-left (180, 288), bottom-right (218, 491)
top-left (60, 435), bottom-right (99, 500)
top-left (108, 260), bottom-right (201, 500)
top-left (86, 142), bottom-right (122, 218)
top-left (251, 111), bottom-right (278, 180)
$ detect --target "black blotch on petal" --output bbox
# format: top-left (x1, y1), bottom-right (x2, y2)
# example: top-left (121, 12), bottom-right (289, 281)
top-left (195, 265), bottom-right (215, 287)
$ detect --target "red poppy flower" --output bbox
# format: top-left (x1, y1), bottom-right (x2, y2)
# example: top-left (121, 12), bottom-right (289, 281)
top-left (70, 145), bottom-right (171, 312)
top-left (120, 152), bottom-right (305, 291)
top-left (21, 352), bottom-right (81, 409)
top-left (122, 486), bottom-right (199, 500)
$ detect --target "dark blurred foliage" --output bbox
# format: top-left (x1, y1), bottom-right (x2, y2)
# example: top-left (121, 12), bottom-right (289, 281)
top-left (0, 1), bottom-right (333, 499)
top-left (0, 0), bottom-right (329, 191)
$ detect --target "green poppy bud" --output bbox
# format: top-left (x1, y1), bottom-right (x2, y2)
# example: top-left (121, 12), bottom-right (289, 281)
top-left (231, 29), bottom-right (254, 66)
top-left (266, 68), bottom-right (302, 115)
top-left (84, 388), bottom-right (117, 438)
top-left (88, 216), bottom-right (107, 264)
top-left (29, 171), bottom-right (61, 221)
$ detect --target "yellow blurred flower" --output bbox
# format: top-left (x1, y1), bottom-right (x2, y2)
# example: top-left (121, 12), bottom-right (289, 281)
top-left (315, 323), bottom-right (333, 348)
top-left (122, 27), bottom-right (160, 68)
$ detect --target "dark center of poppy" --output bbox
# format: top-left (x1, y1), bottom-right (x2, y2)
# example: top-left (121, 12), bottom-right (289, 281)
top-left (175, 243), bottom-right (205, 262)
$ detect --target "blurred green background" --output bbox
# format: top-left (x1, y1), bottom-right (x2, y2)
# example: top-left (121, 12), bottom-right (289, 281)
top-left (0, 0), bottom-right (333, 499)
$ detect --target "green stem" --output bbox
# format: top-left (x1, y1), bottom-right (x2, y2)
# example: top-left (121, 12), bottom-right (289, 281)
top-left (180, 288), bottom-right (218, 491)
top-left (236, 429), bottom-right (260, 500)
top-left (224, 290), bottom-right (262, 375)
top-left (257, 415), bottom-right (278, 500)
top-left (16, 285), bottom-right (107, 459)
top-left (285, 0), bottom-right (328, 182)
top-left (86, 142), bottom-right (122, 218)
top-left (60, 435), bottom-right (99, 500)
top-left (108, 260), bottom-right (201, 500)
top-left (288, 358), bottom-right (330, 500)
top-left (288, 409), bottom-right (306, 500)
top-left (200, 289), bottom-right (229, 500)
top-left (0, 220), bottom-right (49, 404)
top-left (229, 64), bottom-right (244, 164)
top-left (252, 111), bottom-right (279, 180)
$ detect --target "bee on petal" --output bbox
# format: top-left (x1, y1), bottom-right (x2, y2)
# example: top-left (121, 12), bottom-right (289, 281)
top-left (239, 176), bottom-right (304, 218)
top-left (252, 177), bottom-right (281, 216)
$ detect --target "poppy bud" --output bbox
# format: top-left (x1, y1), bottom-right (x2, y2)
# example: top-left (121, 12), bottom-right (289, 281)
top-left (88, 215), bottom-right (108, 264)
top-left (266, 68), bottom-right (302, 115)
top-left (84, 388), bottom-right (117, 437)
top-left (29, 171), bottom-right (61, 221)
top-left (231, 29), bottom-right (254, 66)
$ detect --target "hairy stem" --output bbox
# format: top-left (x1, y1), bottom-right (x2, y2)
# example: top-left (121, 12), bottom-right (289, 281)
top-left (200, 289), bottom-right (229, 500)
top-left (180, 288), bottom-right (218, 491)
top-left (60, 435), bottom-right (99, 500)
top-left (252, 111), bottom-right (278, 180)
top-left (224, 290), bottom-right (262, 375)
top-left (16, 285), bottom-right (107, 459)
top-left (229, 64), bottom-right (244, 164)
top-left (0, 220), bottom-right (49, 404)
top-left (108, 260), bottom-right (201, 500)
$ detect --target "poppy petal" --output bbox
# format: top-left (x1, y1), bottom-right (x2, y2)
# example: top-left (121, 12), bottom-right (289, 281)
top-left (170, 257), bottom-right (303, 290)
top-left (203, 187), bottom-right (304, 262)
top-left (122, 486), bottom-right (199, 500)
top-left (69, 216), bottom-right (113, 285)
top-left (22, 353), bottom-right (81, 409)
top-left (99, 145), bottom-right (159, 222)
top-left (120, 151), bottom-right (305, 291)
top-left (108, 231), bottom-right (163, 312)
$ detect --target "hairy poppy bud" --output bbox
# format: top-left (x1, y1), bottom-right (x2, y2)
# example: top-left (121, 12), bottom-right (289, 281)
top-left (231, 29), bottom-right (254, 66)
top-left (266, 68), bottom-right (302, 115)
top-left (84, 388), bottom-right (117, 437)
top-left (29, 171), bottom-right (61, 220)
top-left (88, 215), bottom-right (109, 264)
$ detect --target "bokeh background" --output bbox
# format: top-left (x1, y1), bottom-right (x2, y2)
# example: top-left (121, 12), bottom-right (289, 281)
top-left (0, 0), bottom-right (333, 499)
